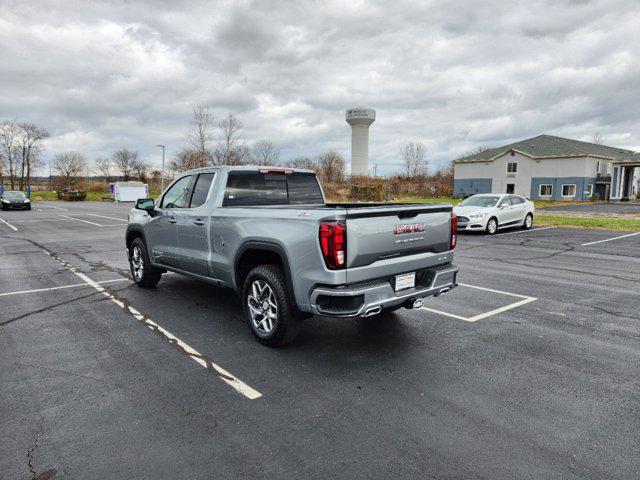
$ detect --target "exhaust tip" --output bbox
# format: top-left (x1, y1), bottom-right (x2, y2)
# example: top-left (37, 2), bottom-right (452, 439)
top-left (363, 306), bottom-right (382, 317)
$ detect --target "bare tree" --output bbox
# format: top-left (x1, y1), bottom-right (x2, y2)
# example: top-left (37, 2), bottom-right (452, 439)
top-left (317, 151), bottom-right (345, 183)
top-left (16, 123), bottom-right (48, 189)
top-left (186, 106), bottom-right (214, 167)
top-left (0, 121), bottom-right (20, 189)
top-left (284, 156), bottom-right (318, 171)
top-left (112, 148), bottom-right (138, 181)
top-left (54, 151), bottom-right (87, 186)
top-left (401, 142), bottom-right (428, 177)
top-left (250, 140), bottom-right (280, 166)
top-left (591, 132), bottom-right (603, 145)
top-left (95, 157), bottom-right (113, 181)
top-left (170, 148), bottom-right (203, 173)
top-left (131, 157), bottom-right (150, 182)
top-left (213, 113), bottom-right (248, 165)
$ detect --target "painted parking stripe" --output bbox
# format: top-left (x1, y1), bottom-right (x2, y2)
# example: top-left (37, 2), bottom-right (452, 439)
top-left (58, 214), bottom-right (105, 226)
top-left (581, 231), bottom-right (640, 246)
top-left (38, 247), bottom-right (262, 400)
top-left (88, 213), bottom-right (128, 222)
top-left (486, 226), bottom-right (556, 237)
top-left (0, 217), bottom-right (18, 231)
top-left (0, 278), bottom-right (129, 297)
top-left (421, 283), bottom-right (537, 322)
top-left (37, 205), bottom-right (68, 211)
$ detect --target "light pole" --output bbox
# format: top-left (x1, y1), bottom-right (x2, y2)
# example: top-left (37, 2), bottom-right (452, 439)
top-left (156, 145), bottom-right (166, 192)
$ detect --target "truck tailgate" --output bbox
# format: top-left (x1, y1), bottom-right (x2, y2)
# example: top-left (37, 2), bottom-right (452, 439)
top-left (345, 204), bottom-right (452, 280)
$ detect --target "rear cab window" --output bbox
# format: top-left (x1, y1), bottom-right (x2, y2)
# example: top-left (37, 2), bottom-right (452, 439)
top-left (223, 171), bottom-right (323, 206)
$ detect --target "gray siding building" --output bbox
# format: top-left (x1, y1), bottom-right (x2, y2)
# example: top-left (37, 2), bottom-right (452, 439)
top-left (453, 135), bottom-right (637, 201)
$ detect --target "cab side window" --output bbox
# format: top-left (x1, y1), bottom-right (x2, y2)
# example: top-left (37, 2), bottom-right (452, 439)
top-left (161, 175), bottom-right (192, 209)
top-left (499, 196), bottom-right (511, 207)
top-left (189, 173), bottom-right (215, 208)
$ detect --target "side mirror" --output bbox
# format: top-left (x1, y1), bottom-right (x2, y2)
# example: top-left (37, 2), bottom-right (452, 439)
top-left (135, 198), bottom-right (156, 215)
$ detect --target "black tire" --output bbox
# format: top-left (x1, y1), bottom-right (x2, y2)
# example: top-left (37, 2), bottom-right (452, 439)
top-left (522, 213), bottom-right (533, 230)
top-left (486, 217), bottom-right (498, 235)
top-left (242, 264), bottom-right (300, 347)
top-left (129, 237), bottom-right (162, 288)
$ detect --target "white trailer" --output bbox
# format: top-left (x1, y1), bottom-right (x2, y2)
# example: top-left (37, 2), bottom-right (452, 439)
top-left (110, 182), bottom-right (148, 202)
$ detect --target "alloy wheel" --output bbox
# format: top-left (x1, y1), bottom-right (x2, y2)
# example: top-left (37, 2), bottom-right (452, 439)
top-left (247, 280), bottom-right (278, 334)
top-left (131, 245), bottom-right (144, 281)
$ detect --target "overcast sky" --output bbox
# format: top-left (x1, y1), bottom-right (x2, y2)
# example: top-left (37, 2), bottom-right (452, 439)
top-left (1, 0), bottom-right (639, 175)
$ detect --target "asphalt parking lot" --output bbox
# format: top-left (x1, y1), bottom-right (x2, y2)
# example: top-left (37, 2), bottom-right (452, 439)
top-left (1, 202), bottom-right (639, 479)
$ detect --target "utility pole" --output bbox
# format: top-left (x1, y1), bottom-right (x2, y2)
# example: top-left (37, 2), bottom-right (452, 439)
top-left (156, 145), bottom-right (166, 192)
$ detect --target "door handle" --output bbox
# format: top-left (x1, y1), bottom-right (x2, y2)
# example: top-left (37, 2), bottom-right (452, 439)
top-left (168, 217), bottom-right (177, 223)
top-left (193, 219), bottom-right (205, 226)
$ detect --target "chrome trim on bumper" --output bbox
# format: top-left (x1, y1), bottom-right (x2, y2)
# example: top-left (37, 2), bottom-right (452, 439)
top-left (309, 264), bottom-right (459, 317)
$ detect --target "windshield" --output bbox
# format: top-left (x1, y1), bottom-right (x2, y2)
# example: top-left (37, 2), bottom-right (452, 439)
top-left (3, 191), bottom-right (25, 199)
top-left (459, 196), bottom-right (499, 208)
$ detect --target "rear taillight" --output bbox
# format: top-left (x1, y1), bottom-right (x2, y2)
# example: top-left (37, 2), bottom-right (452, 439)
top-left (450, 214), bottom-right (457, 250)
top-left (319, 221), bottom-right (346, 269)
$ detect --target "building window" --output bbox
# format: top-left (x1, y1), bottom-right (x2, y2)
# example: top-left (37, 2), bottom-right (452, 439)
top-left (506, 183), bottom-right (515, 194)
top-left (596, 161), bottom-right (600, 174)
top-left (507, 162), bottom-right (518, 174)
top-left (561, 184), bottom-right (576, 197)
top-left (585, 184), bottom-right (593, 197)
top-left (539, 184), bottom-right (553, 196)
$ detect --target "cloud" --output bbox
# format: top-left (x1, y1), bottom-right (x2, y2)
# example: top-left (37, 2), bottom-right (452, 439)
top-left (0, 0), bottom-right (638, 175)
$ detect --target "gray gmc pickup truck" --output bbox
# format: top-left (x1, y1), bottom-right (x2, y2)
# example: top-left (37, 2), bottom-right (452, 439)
top-left (126, 166), bottom-right (458, 346)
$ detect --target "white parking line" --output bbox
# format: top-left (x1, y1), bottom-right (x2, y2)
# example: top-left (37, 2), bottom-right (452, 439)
top-left (486, 226), bottom-right (556, 237)
top-left (58, 214), bottom-right (104, 226)
top-left (0, 278), bottom-right (129, 297)
top-left (581, 231), bottom-right (640, 246)
top-left (37, 205), bottom-right (69, 211)
top-left (88, 214), bottom-right (128, 222)
top-left (38, 247), bottom-right (262, 400)
top-left (421, 282), bottom-right (537, 322)
top-left (0, 217), bottom-right (18, 231)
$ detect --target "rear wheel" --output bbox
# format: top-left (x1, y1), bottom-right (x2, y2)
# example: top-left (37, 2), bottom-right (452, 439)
top-left (243, 264), bottom-right (300, 347)
top-left (129, 237), bottom-right (162, 287)
top-left (486, 217), bottom-right (498, 235)
top-left (522, 213), bottom-right (533, 230)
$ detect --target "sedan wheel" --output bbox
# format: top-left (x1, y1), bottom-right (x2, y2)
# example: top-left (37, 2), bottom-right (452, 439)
top-left (486, 218), bottom-right (498, 235)
top-left (523, 213), bottom-right (533, 230)
top-left (247, 280), bottom-right (278, 334)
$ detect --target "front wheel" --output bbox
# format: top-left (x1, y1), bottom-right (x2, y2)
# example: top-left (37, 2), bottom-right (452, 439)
top-left (522, 213), bottom-right (533, 230)
top-left (129, 237), bottom-right (162, 287)
top-left (243, 264), bottom-right (300, 347)
top-left (486, 217), bottom-right (498, 235)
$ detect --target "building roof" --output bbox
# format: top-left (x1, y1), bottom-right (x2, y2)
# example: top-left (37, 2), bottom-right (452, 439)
top-left (454, 134), bottom-right (638, 164)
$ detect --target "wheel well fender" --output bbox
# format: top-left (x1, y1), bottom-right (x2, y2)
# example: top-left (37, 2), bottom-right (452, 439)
top-left (125, 227), bottom-right (146, 251)
top-left (234, 242), bottom-right (295, 297)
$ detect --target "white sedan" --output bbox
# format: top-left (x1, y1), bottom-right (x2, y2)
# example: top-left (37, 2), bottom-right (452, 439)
top-left (454, 194), bottom-right (535, 234)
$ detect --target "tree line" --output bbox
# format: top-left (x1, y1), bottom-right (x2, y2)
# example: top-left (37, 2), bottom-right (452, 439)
top-left (0, 121), bottom-right (49, 189)
top-left (171, 107), bottom-right (348, 185)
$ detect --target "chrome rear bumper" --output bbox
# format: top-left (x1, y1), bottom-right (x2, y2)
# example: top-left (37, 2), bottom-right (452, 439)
top-left (309, 264), bottom-right (458, 317)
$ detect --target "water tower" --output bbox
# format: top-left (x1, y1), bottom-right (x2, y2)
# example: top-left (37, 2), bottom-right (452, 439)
top-left (346, 107), bottom-right (375, 176)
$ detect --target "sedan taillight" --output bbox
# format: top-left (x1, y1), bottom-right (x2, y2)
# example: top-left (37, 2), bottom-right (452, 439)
top-left (319, 221), bottom-right (346, 269)
top-left (450, 214), bottom-right (457, 250)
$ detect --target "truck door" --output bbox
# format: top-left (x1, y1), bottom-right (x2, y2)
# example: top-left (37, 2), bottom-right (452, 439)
top-left (146, 174), bottom-right (193, 268)
top-left (175, 172), bottom-right (216, 277)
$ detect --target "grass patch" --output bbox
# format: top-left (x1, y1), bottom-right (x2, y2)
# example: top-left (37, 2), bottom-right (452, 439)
top-left (536, 215), bottom-right (640, 231)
